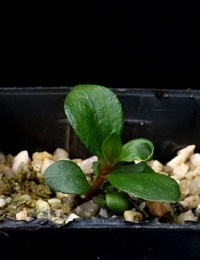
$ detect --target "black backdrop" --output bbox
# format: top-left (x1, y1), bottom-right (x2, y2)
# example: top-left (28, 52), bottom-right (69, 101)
top-left (1, 1), bottom-right (200, 89)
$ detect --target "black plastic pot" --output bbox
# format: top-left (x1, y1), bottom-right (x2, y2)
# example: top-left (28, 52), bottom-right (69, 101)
top-left (0, 87), bottom-right (200, 260)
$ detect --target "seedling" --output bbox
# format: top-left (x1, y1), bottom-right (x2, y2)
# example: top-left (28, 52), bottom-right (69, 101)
top-left (44, 85), bottom-right (181, 213)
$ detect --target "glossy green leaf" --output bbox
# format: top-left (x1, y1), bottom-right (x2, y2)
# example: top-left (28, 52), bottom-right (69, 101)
top-left (108, 172), bottom-right (181, 202)
top-left (102, 132), bottom-right (122, 164)
top-left (119, 138), bottom-right (154, 162)
top-left (106, 192), bottom-right (130, 213)
top-left (64, 84), bottom-right (124, 159)
top-left (44, 160), bottom-right (90, 195)
top-left (109, 162), bottom-right (155, 175)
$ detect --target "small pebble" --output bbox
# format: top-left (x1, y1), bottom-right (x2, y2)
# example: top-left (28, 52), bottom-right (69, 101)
top-left (0, 198), bottom-right (6, 208)
top-left (12, 150), bottom-right (30, 173)
top-left (124, 210), bottom-right (143, 222)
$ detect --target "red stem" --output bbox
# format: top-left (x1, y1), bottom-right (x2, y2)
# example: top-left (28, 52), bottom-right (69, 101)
top-left (85, 166), bottom-right (112, 201)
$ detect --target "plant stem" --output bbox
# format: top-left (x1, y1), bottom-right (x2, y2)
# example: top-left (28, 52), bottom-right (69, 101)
top-left (85, 166), bottom-right (112, 201)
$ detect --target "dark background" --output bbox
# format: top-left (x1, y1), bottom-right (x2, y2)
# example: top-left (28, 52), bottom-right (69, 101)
top-left (1, 1), bottom-right (200, 89)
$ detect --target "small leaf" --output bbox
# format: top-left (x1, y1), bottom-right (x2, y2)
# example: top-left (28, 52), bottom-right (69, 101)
top-left (102, 132), bottom-right (122, 164)
top-left (93, 196), bottom-right (106, 207)
top-left (64, 84), bottom-right (124, 159)
top-left (119, 138), bottom-right (154, 162)
top-left (44, 160), bottom-right (90, 195)
top-left (108, 172), bottom-right (181, 203)
top-left (106, 192), bottom-right (130, 213)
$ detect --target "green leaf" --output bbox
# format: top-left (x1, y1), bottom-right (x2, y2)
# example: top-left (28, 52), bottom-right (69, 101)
top-left (93, 196), bottom-right (106, 207)
top-left (109, 162), bottom-right (155, 175)
top-left (44, 160), bottom-right (90, 195)
top-left (106, 192), bottom-right (130, 213)
top-left (108, 172), bottom-right (181, 203)
top-left (64, 85), bottom-right (124, 159)
top-left (102, 132), bottom-right (122, 164)
top-left (119, 138), bottom-right (154, 162)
